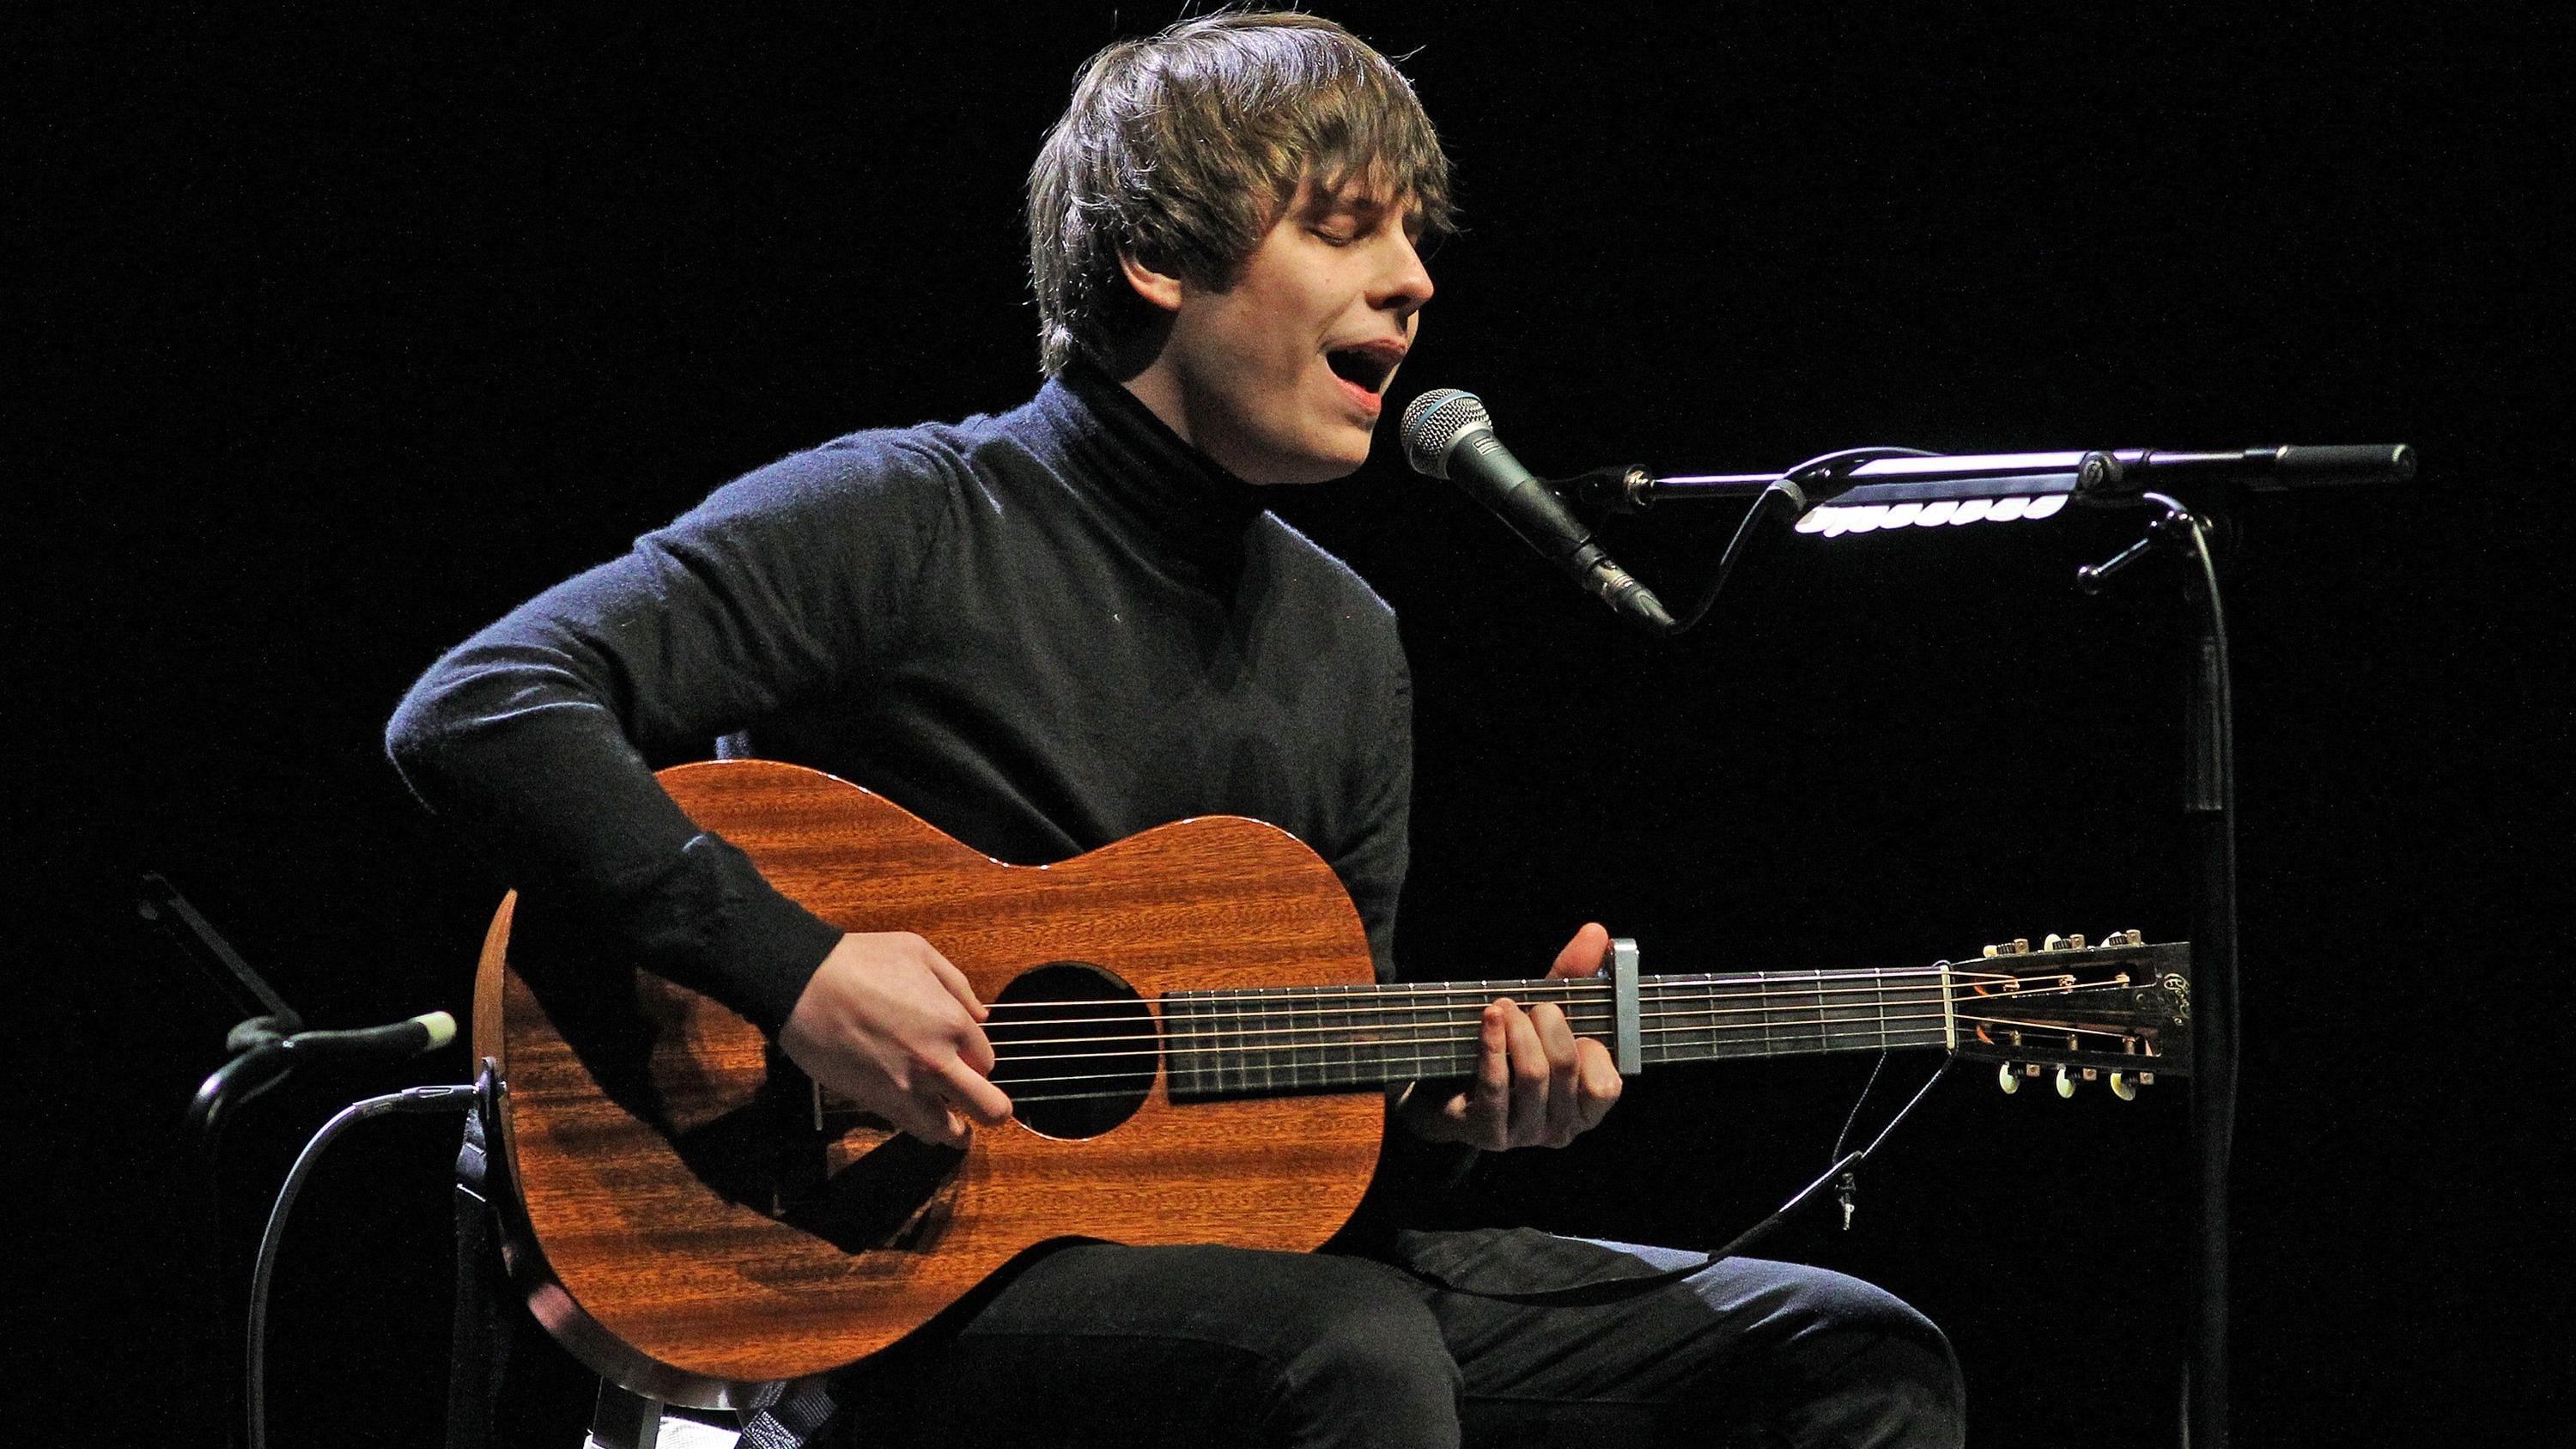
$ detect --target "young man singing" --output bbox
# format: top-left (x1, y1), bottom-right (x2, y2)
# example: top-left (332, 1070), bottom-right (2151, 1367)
top-left (390, 13), bottom-right (1965, 1446)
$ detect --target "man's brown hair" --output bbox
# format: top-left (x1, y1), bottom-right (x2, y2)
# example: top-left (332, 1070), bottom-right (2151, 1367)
top-left (1027, 10), bottom-right (1455, 377)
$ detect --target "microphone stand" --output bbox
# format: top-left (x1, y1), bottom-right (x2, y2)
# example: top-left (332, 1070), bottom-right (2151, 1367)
top-left (140, 874), bottom-right (462, 1449)
top-left (1567, 441), bottom-right (2413, 1449)
top-left (2077, 490), bottom-right (2238, 1449)
top-left (139, 874), bottom-right (307, 1157)
top-left (143, 873), bottom-right (459, 1154)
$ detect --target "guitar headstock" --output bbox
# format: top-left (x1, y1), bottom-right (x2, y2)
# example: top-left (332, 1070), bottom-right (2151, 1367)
top-left (1945, 931), bottom-right (2192, 1099)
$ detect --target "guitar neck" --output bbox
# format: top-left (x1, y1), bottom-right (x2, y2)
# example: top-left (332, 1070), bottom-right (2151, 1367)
top-left (1160, 966), bottom-right (1954, 1099)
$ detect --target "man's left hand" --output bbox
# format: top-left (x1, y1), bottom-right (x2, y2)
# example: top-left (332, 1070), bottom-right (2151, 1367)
top-left (1395, 922), bottom-right (1624, 1150)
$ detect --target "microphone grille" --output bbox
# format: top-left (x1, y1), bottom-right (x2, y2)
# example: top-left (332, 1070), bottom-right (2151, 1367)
top-left (1400, 388), bottom-right (1491, 480)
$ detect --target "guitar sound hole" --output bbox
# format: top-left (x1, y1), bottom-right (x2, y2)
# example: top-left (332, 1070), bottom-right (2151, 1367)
top-left (988, 961), bottom-right (1158, 1140)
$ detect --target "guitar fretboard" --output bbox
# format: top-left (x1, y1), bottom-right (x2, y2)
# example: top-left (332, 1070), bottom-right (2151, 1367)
top-left (1159, 970), bottom-right (1954, 1099)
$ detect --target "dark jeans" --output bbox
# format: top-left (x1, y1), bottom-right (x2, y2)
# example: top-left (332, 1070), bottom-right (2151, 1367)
top-left (824, 1235), bottom-right (1964, 1448)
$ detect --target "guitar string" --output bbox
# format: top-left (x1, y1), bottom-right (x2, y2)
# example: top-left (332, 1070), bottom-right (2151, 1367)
top-left (969, 979), bottom-right (2106, 1038)
top-left (811, 1009), bottom-right (2149, 1108)
top-left (847, 1031), bottom-right (2108, 1111)
top-left (981, 996), bottom-right (1964, 1054)
top-left (835, 1052), bottom-right (2157, 1111)
top-left (802, 997), bottom-right (2124, 1123)
top-left (957, 1025), bottom-right (2161, 1108)
top-left (969, 1002), bottom-right (2108, 1065)
top-left (973, 980), bottom-right (2069, 1028)
top-left (977, 957), bottom-right (2123, 1005)
top-left (963, 979), bottom-right (2092, 1036)
top-left (973, 1005), bottom-right (2113, 1075)
top-left (967, 965), bottom-right (2029, 1020)
top-left (979, 1005), bottom-right (1947, 1062)
top-left (967, 970), bottom-right (2069, 1033)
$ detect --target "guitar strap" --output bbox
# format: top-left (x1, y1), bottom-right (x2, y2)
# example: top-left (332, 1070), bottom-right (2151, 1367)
top-left (736, 1379), bottom-right (843, 1449)
top-left (445, 1066), bottom-right (510, 1449)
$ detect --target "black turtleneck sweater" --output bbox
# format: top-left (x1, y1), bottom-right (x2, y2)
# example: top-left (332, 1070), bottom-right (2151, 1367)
top-left (386, 367), bottom-right (1411, 1035)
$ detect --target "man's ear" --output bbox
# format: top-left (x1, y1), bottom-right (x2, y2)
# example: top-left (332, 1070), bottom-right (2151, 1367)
top-left (1118, 250), bottom-right (1187, 314)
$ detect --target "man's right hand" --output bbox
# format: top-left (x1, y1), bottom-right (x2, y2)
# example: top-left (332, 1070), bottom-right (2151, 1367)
top-left (777, 932), bottom-right (1013, 1147)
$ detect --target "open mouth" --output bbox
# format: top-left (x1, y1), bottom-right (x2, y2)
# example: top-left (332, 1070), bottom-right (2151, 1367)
top-left (1323, 343), bottom-right (1404, 396)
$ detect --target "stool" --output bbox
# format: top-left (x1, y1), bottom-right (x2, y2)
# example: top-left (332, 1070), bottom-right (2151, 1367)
top-left (584, 1384), bottom-right (742, 1449)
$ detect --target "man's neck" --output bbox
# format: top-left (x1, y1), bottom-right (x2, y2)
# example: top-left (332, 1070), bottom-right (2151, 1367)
top-left (1116, 365), bottom-right (1202, 461)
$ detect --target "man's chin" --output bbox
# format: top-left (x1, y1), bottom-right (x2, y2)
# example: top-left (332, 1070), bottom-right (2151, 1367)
top-left (1240, 433), bottom-right (1373, 486)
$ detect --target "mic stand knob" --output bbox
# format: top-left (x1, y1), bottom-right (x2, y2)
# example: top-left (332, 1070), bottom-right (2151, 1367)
top-left (2076, 496), bottom-right (2198, 596)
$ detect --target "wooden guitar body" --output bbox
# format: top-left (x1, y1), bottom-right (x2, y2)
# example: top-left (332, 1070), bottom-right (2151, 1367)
top-left (476, 759), bottom-right (1382, 1405)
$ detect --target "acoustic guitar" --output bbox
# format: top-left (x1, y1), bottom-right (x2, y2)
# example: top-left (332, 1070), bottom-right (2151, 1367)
top-left (474, 758), bottom-right (2190, 1407)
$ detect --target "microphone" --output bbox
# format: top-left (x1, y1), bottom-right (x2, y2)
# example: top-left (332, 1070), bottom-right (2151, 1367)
top-left (1400, 389), bottom-right (1674, 630)
top-left (284, 1010), bottom-right (459, 1060)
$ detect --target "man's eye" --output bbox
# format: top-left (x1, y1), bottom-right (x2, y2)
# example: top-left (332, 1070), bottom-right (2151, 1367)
top-left (1310, 227), bottom-right (1357, 247)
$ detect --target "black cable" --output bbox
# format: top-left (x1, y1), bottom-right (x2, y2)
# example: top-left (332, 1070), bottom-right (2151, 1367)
top-left (1859, 1056), bottom-right (1952, 1163)
top-left (1831, 1050), bottom-right (1890, 1165)
top-left (1711, 1056), bottom-right (1951, 1261)
top-left (246, 1084), bottom-right (476, 1449)
top-left (1660, 447), bottom-right (1940, 636)
top-left (2166, 493), bottom-right (2240, 1449)
top-left (2173, 502), bottom-right (2240, 1177)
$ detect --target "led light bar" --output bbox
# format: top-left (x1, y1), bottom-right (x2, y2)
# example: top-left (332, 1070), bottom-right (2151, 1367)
top-left (1795, 492), bottom-right (2069, 536)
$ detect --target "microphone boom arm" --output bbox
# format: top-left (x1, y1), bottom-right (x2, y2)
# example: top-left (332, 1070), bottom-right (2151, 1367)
top-left (1583, 445), bottom-right (2415, 512)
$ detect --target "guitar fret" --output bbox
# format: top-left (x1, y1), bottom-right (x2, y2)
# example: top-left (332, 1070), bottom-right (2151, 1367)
top-left (1167, 995), bottom-right (1192, 1098)
top-left (1295, 985), bottom-right (1321, 1089)
top-left (1301, 986), bottom-right (1321, 1089)
top-left (1317, 985), bottom-right (1340, 1088)
top-left (1254, 993), bottom-right (1273, 1095)
top-left (1824, 969), bottom-right (1853, 1050)
top-left (1279, 987), bottom-right (1300, 1089)
top-left (1340, 979), bottom-right (1360, 1082)
top-left (1273, 989), bottom-right (1295, 1090)
top-left (1225, 990), bottom-right (1246, 1096)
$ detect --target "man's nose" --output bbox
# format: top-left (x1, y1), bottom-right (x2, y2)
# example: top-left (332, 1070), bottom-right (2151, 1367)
top-left (1375, 234), bottom-right (1435, 317)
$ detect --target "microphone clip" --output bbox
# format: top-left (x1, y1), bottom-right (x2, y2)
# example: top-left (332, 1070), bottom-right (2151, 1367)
top-left (1562, 465), bottom-right (1657, 514)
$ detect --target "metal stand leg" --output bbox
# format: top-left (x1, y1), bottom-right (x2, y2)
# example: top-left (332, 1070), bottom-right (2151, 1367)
top-left (587, 1383), bottom-right (664, 1449)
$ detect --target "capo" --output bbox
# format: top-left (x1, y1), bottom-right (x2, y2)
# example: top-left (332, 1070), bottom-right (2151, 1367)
top-left (1606, 937), bottom-right (1643, 1075)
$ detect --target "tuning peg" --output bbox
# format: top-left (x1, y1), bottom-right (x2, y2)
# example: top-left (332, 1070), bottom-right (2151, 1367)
top-left (2013, 937), bottom-right (2032, 954)
top-left (2055, 1066), bottom-right (2077, 1098)
top-left (2044, 933), bottom-right (2067, 952)
top-left (2069, 932), bottom-right (2087, 950)
top-left (1997, 1063), bottom-right (2020, 1094)
top-left (2109, 1071), bottom-right (2139, 1101)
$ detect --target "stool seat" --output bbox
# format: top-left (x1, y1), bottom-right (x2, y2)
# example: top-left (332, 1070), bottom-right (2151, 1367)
top-left (582, 1385), bottom-right (745, 1449)
top-left (583, 1411), bottom-right (739, 1449)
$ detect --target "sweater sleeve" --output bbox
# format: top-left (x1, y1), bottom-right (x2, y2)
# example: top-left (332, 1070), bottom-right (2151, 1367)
top-left (1327, 642), bottom-right (1485, 1196)
top-left (386, 438), bottom-right (954, 1032)
top-left (1340, 652), bottom-right (1413, 985)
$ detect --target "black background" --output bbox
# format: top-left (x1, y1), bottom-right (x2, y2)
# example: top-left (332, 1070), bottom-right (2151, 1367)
top-left (29, 5), bottom-right (2567, 1446)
